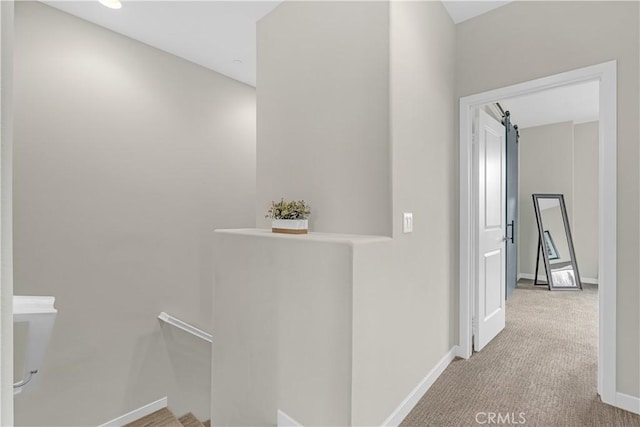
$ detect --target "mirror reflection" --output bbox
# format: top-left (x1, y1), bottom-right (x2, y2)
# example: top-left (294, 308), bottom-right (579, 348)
top-left (533, 194), bottom-right (582, 290)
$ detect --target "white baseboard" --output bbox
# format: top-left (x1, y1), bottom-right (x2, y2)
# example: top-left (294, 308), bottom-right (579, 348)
top-left (616, 392), bottom-right (640, 415)
top-left (518, 273), bottom-right (598, 285)
top-left (277, 409), bottom-right (303, 427)
top-left (519, 273), bottom-right (548, 282)
top-left (382, 346), bottom-right (458, 427)
top-left (99, 397), bottom-right (168, 427)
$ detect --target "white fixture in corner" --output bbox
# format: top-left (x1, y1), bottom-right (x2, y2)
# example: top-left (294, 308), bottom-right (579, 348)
top-left (14, 296), bottom-right (57, 315)
top-left (98, 0), bottom-right (122, 10)
top-left (403, 212), bottom-right (413, 233)
top-left (14, 296), bottom-right (58, 395)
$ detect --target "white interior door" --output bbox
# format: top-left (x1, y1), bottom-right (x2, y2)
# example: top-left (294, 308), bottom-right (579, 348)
top-left (474, 108), bottom-right (506, 351)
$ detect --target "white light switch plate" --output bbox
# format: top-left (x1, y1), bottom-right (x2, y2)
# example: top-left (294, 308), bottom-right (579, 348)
top-left (403, 212), bottom-right (413, 233)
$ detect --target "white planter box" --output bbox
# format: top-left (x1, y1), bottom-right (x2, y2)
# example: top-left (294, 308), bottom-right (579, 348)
top-left (272, 219), bottom-right (308, 234)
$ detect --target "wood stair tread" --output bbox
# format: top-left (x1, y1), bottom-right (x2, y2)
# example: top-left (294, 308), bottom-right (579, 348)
top-left (178, 413), bottom-right (205, 427)
top-left (124, 408), bottom-right (183, 427)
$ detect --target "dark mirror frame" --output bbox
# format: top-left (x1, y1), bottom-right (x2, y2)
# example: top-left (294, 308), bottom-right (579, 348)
top-left (532, 194), bottom-right (583, 291)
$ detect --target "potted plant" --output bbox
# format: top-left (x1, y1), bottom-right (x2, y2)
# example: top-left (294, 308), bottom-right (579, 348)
top-left (266, 199), bottom-right (311, 234)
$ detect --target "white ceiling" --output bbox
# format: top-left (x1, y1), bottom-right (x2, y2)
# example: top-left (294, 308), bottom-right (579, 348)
top-left (442, 1), bottom-right (512, 24)
top-left (42, 1), bottom-right (282, 87)
top-left (42, 1), bottom-right (510, 87)
top-left (499, 81), bottom-right (600, 129)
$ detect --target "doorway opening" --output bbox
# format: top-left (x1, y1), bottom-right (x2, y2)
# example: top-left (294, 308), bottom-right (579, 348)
top-left (458, 61), bottom-right (618, 407)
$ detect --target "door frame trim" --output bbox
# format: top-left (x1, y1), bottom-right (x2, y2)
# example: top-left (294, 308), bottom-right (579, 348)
top-left (458, 61), bottom-right (617, 406)
top-left (0, 1), bottom-right (14, 424)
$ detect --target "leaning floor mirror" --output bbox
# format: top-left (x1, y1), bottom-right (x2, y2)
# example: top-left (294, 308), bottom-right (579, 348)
top-left (532, 194), bottom-right (583, 290)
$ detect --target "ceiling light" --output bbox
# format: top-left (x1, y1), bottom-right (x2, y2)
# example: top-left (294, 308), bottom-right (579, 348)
top-left (99, 0), bottom-right (122, 10)
top-left (232, 59), bottom-right (243, 65)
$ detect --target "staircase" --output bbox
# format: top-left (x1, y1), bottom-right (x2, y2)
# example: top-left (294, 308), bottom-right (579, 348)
top-left (123, 408), bottom-right (210, 427)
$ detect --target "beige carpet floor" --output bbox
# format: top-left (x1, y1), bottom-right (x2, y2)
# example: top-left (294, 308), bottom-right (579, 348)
top-left (401, 281), bottom-right (640, 427)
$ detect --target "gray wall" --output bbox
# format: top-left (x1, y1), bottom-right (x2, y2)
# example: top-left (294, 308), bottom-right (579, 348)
top-left (256, 1), bottom-right (391, 236)
top-left (13, 2), bottom-right (256, 425)
top-left (386, 0), bottom-right (457, 419)
top-left (518, 122), bottom-right (574, 277)
top-left (457, 0), bottom-right (639, 397)
top-left (212, 230), bottom-right (357, 426)
top-left (257, 1), bottom-right (456, 424)
top-left (573, 121), bottom-right (599, 280)
top-left (518, 121), bottom-right (599, 280)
